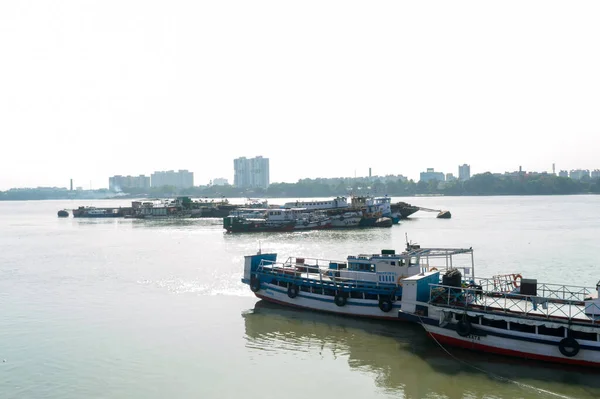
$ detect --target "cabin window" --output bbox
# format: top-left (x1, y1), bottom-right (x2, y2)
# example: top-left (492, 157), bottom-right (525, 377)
top-left (509, 323), bottom-right (536, 334)
top-left (570, 330), bottom-right (598, 342)
top-left (350, 291), bottom-right (363, 299)
top-left (537, 325), bottom-right (565, 337)
top-left (391, 261), bottom-right (396, 266)
top-left (300, 285), bottom-right (310, 293)
top-left (480, 317), bottom-right (508, 330)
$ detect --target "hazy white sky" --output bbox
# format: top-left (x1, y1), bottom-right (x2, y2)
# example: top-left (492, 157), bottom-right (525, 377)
top-left (1, 1), bottom-right (599, 190)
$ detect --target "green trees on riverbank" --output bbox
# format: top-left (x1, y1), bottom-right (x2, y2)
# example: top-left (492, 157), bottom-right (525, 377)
top-left (3, 173), bottom-right (600, 200)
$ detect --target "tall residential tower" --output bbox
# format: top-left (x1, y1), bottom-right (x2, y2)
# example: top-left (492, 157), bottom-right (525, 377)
top-left (234, 156), bottom-right (270, 189)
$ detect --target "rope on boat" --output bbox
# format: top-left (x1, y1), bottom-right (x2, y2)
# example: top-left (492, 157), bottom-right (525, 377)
top-left (416, 315), bottom-right (574, 399)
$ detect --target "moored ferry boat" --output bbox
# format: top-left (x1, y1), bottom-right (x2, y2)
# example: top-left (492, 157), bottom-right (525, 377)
top-left (224, 208), bottom-right (331, 232)
top-left (398, 269), bottom-right (600, 367)
top-left (241, 244), bottom-right (475, 320)
top-left (282, 197), bottom-right (349, 211)
top-left (72, 206), bottom-right (121, 218)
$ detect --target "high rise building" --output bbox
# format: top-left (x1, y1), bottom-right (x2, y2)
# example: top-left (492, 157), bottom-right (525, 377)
top-left (150, 170), bottom-right (194, 189)
top-left (569, 169), bottom-right (590, 180)
top-left (419, 168), bottom-right (445, 183)
top-left (109, 175), bottom-right (151, 191)
top-left (458, 164), bottom-right (471, 181)
top-left (558, 170), bottom-right (569, 178)
top-left (234, 156), bottom-right (270, 189)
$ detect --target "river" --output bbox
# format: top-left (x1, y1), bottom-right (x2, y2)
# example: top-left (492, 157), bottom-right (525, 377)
top-left (1, 195), bottom-right (599, 398)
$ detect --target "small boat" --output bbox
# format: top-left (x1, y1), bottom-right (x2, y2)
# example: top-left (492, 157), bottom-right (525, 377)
top-left (57, 209), bottom-right (69, 218)
top-left (399, 269), bottom-right (600, 367)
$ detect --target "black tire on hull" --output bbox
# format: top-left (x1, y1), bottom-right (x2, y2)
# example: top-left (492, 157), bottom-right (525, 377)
top-left (334, 294), bottom-right (347, 307)
top-left (287, 285), bottom-right (299, 298)
top-left (456, 320), bottom-right (472, 337)
top-left (250, 277), bottom-right (261, 292)
top-left (379, 299), bottom-right (393, 312)
top-left (559, 337), bottom-right (580, 357)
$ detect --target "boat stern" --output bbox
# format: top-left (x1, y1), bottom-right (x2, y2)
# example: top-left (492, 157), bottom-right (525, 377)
top-left (242, 253), bottom-right (277, 284)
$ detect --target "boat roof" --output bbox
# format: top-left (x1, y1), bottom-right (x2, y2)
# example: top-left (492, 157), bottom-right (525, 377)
top-left (350, 247), bottom-right (473, 260)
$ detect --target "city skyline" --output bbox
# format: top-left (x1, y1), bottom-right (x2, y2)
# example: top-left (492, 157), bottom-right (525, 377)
top-left (1, 2), bottom-right (599, 190)
top-left (7, 163), bottom-right (600, 192)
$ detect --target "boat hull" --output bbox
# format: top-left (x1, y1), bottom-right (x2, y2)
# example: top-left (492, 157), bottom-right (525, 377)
top-left (421, 323), bottom-right (600, 367)
top-left (246, 280), bottom-right (403, 320)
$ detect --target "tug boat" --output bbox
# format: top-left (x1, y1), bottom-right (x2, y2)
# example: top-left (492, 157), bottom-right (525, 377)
top-left (241, 244), bottom-right (475, 320)
top-left (398, 269), bottom-right (600, 367)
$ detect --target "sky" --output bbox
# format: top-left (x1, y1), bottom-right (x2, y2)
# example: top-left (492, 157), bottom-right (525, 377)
top-left (1, 1), bottom-right (599, 190)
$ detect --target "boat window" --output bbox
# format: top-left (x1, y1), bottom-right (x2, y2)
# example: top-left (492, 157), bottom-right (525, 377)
top-left (350, 291), bottom-right (363, 299)
top-left (480, 317), bottom-right (508, 330)
top-left (570, 330), bottom-right (598, 342)
top-left (371, 264), bottom-right (376, 272)
top-left (537, 325), bottom-right (565, 337)
top-left (409, 257), bottom-right (418, 265)
top-left (391, 261), bottom-right (396, 266)
top-left (509, 323), bottom-right (536, 334)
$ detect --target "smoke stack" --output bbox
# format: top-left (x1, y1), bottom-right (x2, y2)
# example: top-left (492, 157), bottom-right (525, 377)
top-left (70, 179), bottom-right (73, 191)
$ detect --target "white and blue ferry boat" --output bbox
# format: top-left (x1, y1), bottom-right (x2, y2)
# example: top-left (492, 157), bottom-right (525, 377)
top-left (241, 243), bottom-right (475, 320)
top-left (398, 265), bottom-right (600, 367)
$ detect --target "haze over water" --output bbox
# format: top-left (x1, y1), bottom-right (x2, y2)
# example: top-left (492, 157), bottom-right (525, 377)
top-left (1, 196), bottom-right (600, 399)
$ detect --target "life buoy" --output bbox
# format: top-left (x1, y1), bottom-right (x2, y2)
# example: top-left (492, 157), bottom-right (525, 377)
top-left (397, 275), bottom-right (406, 286)
top-left (287, 284), bottom-right (299, 298)
top-left (513, 274), bottom-right (523, 288)
top-left (559, 337), bottom-right (580, 357)
top-left (379, 298), bottom-right (393, 312)
top-left (456, 320), bottom-right (472, 337)
top-left (250, 277), bottom-right (261, 292)
top-left (334, 294), bottom-right (347, 307)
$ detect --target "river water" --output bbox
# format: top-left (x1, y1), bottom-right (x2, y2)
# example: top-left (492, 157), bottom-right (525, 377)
top-left (1, 196), bottom-right (599, 399)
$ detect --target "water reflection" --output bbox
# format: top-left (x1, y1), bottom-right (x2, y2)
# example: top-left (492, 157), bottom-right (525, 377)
top-left (243, 301), bottom-right (600, 399)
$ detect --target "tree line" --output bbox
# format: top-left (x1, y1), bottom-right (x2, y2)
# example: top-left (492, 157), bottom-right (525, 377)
top-left (3, 173), bottom-right (600, 200)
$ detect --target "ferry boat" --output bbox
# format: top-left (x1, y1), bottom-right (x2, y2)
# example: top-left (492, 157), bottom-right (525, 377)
top-left (224, 208), bottom-right (331, 232)
top-left (281, 197), bottom-right (349, 210)
top-left (72, 206), bottom-right (121, 218)
top-left (398, 269), bottom-right (600, 367)
top-left (329, 210), bottom-right (363, 228)
top-left (241, 244), bottom-right (475, 320)
top-left (127, 198), bottom-right (200, 219)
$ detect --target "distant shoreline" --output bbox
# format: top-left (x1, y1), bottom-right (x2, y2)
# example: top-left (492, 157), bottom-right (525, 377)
top-left (1, 192), bottom-right (599, 202)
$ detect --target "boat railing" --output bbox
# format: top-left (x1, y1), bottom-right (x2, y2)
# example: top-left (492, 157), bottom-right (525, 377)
top-left (255, 258), bottom-right (400, 290)
top-left (472, 277), bottom-right (594, 302)
top-left (428, 281), bottom-right (600, 323)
